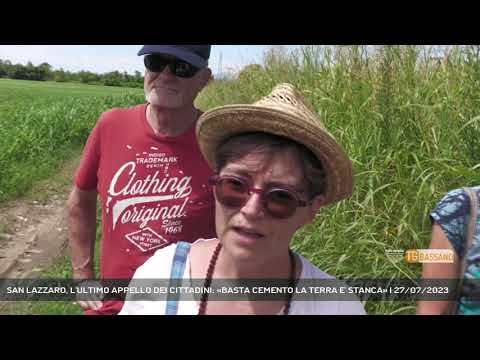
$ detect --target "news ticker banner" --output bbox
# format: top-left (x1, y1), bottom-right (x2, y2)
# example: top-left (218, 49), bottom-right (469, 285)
top-left (1, 279), bottom-right (480, 302)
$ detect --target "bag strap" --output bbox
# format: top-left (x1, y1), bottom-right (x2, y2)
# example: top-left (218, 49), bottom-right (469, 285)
top-left (165, 241), bottom-right (192, 315)
top-left (461, 187), bottom-right (478, 275)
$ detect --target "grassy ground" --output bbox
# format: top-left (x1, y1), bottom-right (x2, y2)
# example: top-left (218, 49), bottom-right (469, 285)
top-left (0, 79), bottom-right (141, 315)
top-left (0, 78), bottom-right (141, 104)
top-left (0, 79), bottom-right (145, 204)
top-left (0, 150), bottom-right (98, 315)
top-left (2, 239), bottom-right (102, 315)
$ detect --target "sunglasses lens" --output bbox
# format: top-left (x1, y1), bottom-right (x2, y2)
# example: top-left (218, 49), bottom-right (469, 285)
top-left (144, 55), bottom-right (199, 78)
top-left (212, 176), bottom-right (302, 219)
top-left (144, 55), bottom-right (168, 73)
top-left (216, 177), bottom-right (249, 208)
top-left (171, 61), bottom-right (198, 78)
top-left (264, 190), bottom-right (298, 219)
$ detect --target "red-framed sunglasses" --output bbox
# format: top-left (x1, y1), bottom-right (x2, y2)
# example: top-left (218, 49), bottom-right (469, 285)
top-left (209, 175), bottom-right (309, 219)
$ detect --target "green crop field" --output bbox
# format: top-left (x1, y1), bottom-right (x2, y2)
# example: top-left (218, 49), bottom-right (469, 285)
top-left (0, 79), bottom-right (142, 111)
top-left (0, 78), bottom-right (144, 203)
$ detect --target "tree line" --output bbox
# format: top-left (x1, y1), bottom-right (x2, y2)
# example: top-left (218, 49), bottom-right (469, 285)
top-left (0, 59), bottom-right (144, 88)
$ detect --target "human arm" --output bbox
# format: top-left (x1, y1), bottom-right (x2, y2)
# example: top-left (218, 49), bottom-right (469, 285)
top-left (67, 185), bottom-right (101, 311)
top-left (416, 222), bottom-right (460, 315)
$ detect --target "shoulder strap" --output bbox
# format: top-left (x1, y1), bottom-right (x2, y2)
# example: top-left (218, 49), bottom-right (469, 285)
top-left (165, 241), bottom-right (192, 315)
top-left (462, 187), bottom-right (478, 269)
top-left (455, 187), bottom-right (478, 308)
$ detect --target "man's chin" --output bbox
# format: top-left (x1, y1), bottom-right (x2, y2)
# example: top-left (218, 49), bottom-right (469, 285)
top-left (146, 93), bottom-right (182, 109)
top-left (148, 100), bottom-right (182, 110)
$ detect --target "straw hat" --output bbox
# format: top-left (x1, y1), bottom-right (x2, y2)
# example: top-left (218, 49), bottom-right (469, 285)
top-left (196, 83), bottom-right (354, 206)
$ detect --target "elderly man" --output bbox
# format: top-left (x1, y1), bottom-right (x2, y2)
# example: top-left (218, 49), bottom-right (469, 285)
top-left (68, 45), bottom-right (217, 315)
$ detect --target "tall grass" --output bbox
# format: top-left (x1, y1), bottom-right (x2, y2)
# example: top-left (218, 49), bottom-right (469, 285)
top-left (0, 81), bottom-right (144, 203)
top-left (197, 45), bottom-right (480, 314)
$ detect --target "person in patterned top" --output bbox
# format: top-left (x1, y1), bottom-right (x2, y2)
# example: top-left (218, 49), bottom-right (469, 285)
top-left (417, 186), bottom-right (480, 315)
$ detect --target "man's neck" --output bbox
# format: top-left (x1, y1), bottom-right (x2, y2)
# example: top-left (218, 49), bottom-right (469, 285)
top-left (146, 104), bottom-right (199, 137)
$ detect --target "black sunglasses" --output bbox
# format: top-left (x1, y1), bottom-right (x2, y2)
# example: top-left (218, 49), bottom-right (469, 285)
top-left (209, 175), bottom-right (309, 219)
top-left (144, 55), bottom-right (200, 78)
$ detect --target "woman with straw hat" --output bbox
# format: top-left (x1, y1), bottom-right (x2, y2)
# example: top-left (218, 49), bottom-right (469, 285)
top-left (119, 83), bottom-right (366, 315)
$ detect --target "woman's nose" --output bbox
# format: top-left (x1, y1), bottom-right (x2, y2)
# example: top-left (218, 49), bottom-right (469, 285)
top-left (240, 192), bottom-right (265, 219)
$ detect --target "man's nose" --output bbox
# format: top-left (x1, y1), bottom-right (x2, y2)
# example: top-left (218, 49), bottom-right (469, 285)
top-left (154, 65), bottom-right (176, 80)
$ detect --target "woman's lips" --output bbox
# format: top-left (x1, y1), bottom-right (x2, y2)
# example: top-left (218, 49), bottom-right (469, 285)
top-left (232, 226), bottom-right (265, 240)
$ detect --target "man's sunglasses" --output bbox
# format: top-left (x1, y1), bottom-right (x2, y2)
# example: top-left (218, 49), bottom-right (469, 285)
top-left (144, 55), bottom-right (200, 78)
top-left (209, 175), bottom-right (309, 219)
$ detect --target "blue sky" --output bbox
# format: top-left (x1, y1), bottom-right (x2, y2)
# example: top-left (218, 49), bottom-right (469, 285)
top-left (0, 45), bottom-right (303, 76)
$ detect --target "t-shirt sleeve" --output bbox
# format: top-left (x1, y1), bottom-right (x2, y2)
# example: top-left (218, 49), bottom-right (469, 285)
top-left (75, 118), bottom-right (103, 191)
top-left (429, 188), bottom-right (469, 257)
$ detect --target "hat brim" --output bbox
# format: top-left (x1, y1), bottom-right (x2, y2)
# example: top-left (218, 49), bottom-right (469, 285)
top-left (197, 105), bottom-right (354, 206)
top-left (138, 45), bottom-right (207, 68)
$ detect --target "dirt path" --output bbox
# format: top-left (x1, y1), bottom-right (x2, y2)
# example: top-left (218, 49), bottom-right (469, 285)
top-left (0, 196), bottom-right (69, 279)
top-left (0, 155), bottom-right (80, 280)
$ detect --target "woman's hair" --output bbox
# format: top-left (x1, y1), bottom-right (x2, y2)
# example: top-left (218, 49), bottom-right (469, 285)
top-left (215, 132), bottom-right (327, 198)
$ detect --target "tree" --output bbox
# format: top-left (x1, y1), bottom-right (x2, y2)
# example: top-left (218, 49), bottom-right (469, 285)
top-left (11, 63), bottom-right (28, 80)
top-left (0, 57), bottom-right (142, 88)
top-left (0, 59), bottom-right (6, 77)
top-left (37, 62), bottom-right (53, 81)
top-left (53, 68), bottom-right (67, 82)
top-left (103, 71), bottom-right (122, 86)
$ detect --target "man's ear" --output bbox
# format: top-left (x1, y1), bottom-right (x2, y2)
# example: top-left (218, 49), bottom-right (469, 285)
top-left (200, 67), bottom-right (213, 88)
top-left (307, 195), bottom-right (326, 224)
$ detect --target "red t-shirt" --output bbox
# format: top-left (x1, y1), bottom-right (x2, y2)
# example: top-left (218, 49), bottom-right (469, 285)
top-left (75, 104), bottom-right (216, 315)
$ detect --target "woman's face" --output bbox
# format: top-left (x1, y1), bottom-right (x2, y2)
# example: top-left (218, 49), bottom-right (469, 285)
top-left (214, 148), bottom-right (325, 262)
